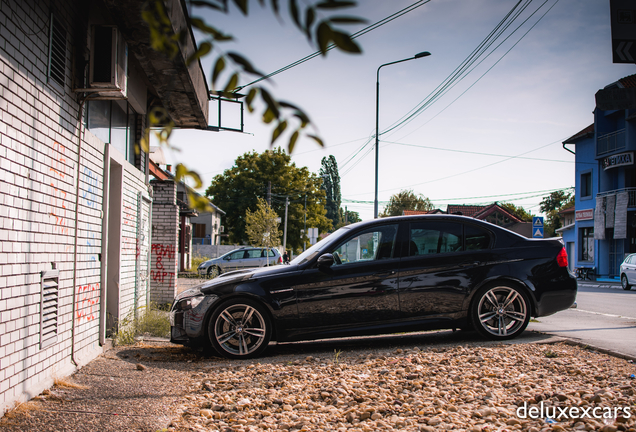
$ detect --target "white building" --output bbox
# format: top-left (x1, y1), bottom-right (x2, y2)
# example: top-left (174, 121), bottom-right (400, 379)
top-left (0, 0), bottom-right (209, 414)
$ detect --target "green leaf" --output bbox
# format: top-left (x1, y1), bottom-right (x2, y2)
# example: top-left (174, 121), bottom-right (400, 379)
top-left (223, 72), bottom-right (239, 93)
top-left (289, 0), bottom-right (301, 29)
top-left (328, 16), bottom-right (367, 25)
top-left (186, 41), bottom-right (212, 66)
top-left (212, 56), bottom-right (226, 88)
top-left (259, 88), bottom-right (280, 118)
top-left (226, 52), bottom-right (264, 76)
top-left (271, 120), bottom-right (288, 144)
top-left (188, 0), bottom-right (225, 11)
top-left (190, 18), bottom-right (233, 41)
top-left (330, 28), bottom-right (361, 53)
top-left (316, 22), bottom-right (332, 55)
top-left (270, 0), bottom-right (280, 15)
top-left (262, 108), bottom-right (276, 124)
top-left (245, 87), bottom-right (258, 112)
top-left (315, 1), bottom-right (356, 10)
top-left (304, 7), bottom-right (315, 39)
top-left (232, 0), bottom-right (248, 15)
top-left (307, 134), bottom-right (324, 147)
top-left (288, 130), bottom-right (299, 154)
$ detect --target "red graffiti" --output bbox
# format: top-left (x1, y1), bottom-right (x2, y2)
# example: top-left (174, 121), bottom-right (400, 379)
top-left (50, 141), bottom-right (67, 179)
top-left (123, 205), bottom-right (135, 226)
top-left (151, 243), bottom-right (175, 260)
top-left (76, 283), bottom-right (99, 323)
top-left (150, 270), bottom-right (175, 284)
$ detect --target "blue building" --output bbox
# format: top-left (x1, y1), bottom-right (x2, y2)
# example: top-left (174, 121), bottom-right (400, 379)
top-left (564, 74), bottom-right (636, 279)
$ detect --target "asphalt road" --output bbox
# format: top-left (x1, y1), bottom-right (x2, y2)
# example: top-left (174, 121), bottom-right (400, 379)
top-left (527, 281), bottom-right (636, 360)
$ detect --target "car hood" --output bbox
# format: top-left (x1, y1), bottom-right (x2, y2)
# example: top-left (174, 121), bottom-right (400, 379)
top-left (197, 264), bottom-right (299, 295)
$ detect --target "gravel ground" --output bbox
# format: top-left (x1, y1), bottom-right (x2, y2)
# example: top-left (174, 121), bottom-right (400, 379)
top-left (2, 335), bottom-right (634, 432)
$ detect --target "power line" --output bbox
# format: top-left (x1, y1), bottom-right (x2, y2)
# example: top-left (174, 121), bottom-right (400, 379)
top-left (235, 0), bottom-right (432, 91)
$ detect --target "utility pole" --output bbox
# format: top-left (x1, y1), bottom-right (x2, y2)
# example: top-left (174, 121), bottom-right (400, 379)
top-left (303, 194), bottom-right (307, 251)
top-left (283, 196), bottom-right (289, 253)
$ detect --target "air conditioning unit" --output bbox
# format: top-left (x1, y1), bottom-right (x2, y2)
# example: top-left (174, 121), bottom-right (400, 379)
top-left (87, 25), bottom-right (128, 97)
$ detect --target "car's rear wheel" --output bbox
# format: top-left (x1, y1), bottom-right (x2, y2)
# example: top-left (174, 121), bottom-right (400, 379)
top-left (207, 265), bottom-right (220, 278)
top-left (471, 283), bottom-right (530, 340)
top-left (208, 298), bottom-right (271, 359)
top-left (621, 274), bottom-right (631, 291)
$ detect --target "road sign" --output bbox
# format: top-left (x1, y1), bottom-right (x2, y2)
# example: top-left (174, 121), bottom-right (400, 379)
top-left (533, 217), bottom-right (544, 238)
top-left (610, 0), bottom-right (636, 64)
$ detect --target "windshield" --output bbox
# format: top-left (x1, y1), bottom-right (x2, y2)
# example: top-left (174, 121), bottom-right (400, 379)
top-left (290, 226), bottom-right (352, 265)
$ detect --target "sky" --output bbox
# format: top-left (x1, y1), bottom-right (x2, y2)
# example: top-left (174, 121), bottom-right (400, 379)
top-left (161, 0), bottom-right (636, 221)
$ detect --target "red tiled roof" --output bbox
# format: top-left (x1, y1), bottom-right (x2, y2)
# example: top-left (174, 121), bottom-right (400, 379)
top-left (446, 205), bottom-right (486, 217)
top-left (473, 203), bottom-right (522, 223)
top-left (402, 209), bottom-right (441, 215)
top-left (619, 74), bottom-right (636, 89)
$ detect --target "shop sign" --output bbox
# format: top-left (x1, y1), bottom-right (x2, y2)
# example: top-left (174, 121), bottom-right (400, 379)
top-left (602, 152), bottom-right (634, 170)
top-left (575, 209), bottom-right (594, 221)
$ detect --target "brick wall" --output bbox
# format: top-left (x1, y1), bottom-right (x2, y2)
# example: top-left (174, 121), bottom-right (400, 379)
top-left (150, 180), bottom-right (178, 304)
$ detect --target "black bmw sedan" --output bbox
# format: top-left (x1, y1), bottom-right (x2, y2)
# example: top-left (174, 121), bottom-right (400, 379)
top-left (170, 215), bottom-right (577, 359)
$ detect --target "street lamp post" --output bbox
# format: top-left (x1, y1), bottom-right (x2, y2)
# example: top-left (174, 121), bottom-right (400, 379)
top-left (374, 51), bottom-right (431, 219)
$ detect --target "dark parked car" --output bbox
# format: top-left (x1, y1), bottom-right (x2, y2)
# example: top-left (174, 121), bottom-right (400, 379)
top-left (170, 215), bottom-right (577, 359)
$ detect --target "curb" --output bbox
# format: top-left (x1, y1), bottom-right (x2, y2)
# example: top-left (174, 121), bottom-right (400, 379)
top-left (530, 331), bottom-right (636, 363)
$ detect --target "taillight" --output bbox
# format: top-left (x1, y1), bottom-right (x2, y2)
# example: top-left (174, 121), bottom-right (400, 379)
top-left (278, 256), bottom-right (282, 263)
top-left (556, 247), bottom-right (568, 268)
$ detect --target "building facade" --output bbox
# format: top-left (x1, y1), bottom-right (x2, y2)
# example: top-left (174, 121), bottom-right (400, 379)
top-left (0, 0), bottom-right (208, 414)
top-left (564, 75), bottom-right (636, 278)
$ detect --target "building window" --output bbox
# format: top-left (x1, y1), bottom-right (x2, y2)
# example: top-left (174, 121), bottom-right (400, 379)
top-left (580, 227), bottom-right (594, 262)
top-left (581, 172), bottom-right (592, 198)
top-left (48, 14), bottom-right (67, 91)
top-left (87, 100), bottom-right (137, 164)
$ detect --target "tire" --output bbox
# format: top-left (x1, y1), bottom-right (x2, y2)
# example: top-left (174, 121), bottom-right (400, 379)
top-left (470, 283), bottom-right (530, 340)
top-left (208, 298), bottom-right (272, 359)
top-left (621, 274), bottom-right (631, 291)
top-left (207, 265), bottom-right (220, 278)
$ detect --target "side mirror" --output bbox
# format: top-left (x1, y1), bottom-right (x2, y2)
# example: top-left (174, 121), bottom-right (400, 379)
top-left (317, 253), bottom-right (334, 268)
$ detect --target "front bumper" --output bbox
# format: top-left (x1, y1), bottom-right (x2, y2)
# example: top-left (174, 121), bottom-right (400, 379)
top-left (169, 295), bottom-right (219, 344)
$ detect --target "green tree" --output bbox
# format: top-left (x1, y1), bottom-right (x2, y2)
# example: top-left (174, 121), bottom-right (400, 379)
top-left (141, 0), bottom-right (365, 211)
top-left (335, 208), bottom-right (361, 228)
top-left (381, 190), bottom-right (434, 217)
top-left (206, 148), bottom-right (331, 251)
top-left (500, 202), bottom-right (534, 222)
top-left (540, 190), bottom-right (575, 237)
top-left (319, 155), bottom-right (341, 229)
top-left (245, 198), bottom-right (282, 249)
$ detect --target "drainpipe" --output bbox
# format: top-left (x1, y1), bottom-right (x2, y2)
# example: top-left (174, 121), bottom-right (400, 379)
top-left (563, 143), bottom-right (575, 155)
top-left (70, 98), bottom-right (87, 366)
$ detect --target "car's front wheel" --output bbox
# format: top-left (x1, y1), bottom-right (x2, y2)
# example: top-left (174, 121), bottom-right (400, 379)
top-left (471, 283), bottom-right (530, 340)
top-left (621, 274), bottom-right (631, 291)
top-left (208, 298), bottom-right (272, 359)
top-left (207, 265), bottom-right (220, 278)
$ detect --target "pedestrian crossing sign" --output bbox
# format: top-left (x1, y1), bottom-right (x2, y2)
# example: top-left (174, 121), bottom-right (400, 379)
top-left (532, 217), bottom-right (544, 238)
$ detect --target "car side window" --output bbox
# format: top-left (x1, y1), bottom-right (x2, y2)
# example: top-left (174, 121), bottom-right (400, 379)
top-left (246, 249), bottom-right (261, 258)
top-left (229, 251), bottom-right (243, 260)
top-left (331, 224), bottom-right (398, 265)
top-left (409, 222), bottom-right (463, 256)
top-left (465, 224), bottom-right (491, 250)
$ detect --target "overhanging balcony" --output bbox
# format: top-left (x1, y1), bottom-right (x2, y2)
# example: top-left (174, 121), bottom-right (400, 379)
top-left (597, 129), bottom-right (626, 156)
top-left (597, 188), bottom-right (636, 208)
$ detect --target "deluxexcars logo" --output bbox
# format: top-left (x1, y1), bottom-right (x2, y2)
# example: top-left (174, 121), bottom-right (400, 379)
top-left (517, 401), bottom-right (631, 421)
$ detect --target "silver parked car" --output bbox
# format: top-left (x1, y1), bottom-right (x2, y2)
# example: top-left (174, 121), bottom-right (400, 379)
top-left (198, 247), bottom-right (282, 277)
top-left (620, 253), bottom-right (636, 290)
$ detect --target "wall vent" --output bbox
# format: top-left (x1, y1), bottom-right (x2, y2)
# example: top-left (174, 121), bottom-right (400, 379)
top-left (40, 270), bottom-right (60, 349)
top-left (48, 14), bottom-right (67, 90)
